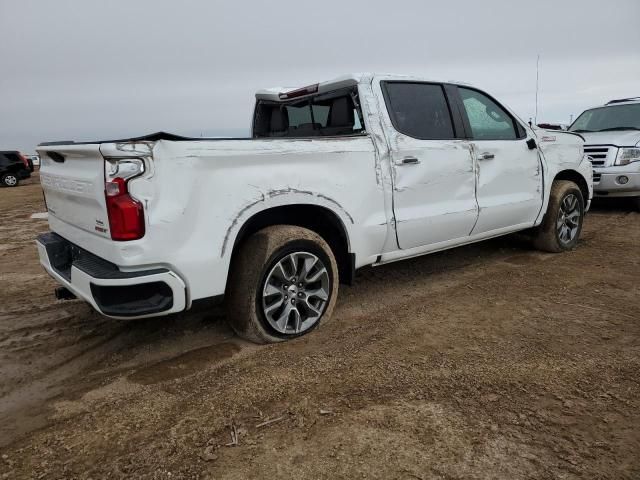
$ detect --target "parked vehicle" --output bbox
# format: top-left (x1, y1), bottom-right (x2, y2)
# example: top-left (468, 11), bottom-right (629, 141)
top-left (0, 151), bottom-right (33, 187)
top-left (35, 73), bottom-right (592, 343)
top-left (569, 97), bottom-right (640, 210)
top-left (26, 154), bottom-right (40, 167)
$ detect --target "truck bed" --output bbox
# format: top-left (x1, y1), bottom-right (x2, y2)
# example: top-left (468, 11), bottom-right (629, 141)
top-left (39, 131), bottom-right (250, 146)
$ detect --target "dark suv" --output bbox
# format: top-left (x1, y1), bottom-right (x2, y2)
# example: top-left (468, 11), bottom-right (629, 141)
top-left (0, 151), bottom-right (33, 187)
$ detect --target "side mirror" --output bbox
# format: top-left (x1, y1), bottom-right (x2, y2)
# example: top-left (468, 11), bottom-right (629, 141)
top-left (526, 138), bottom-right (537, 150)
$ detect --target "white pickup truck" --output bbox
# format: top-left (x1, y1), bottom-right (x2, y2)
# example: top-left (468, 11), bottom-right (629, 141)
top-left (36, 73), bottom-right (592, 343)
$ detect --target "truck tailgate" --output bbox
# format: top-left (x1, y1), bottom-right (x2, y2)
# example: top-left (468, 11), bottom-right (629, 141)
top-left (37, 144), bottom-right (110, 239)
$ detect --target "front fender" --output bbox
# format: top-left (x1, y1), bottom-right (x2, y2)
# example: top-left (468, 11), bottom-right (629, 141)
top-left (536, 131), bottom-right (592, 221)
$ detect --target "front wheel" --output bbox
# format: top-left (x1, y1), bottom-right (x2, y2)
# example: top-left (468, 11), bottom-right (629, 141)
top-left (533, 180), bottom-right (585, 253)
top-left (225, 225), bottom-right (339, 344)
top-left (1, 173), bottom-right (19, 187)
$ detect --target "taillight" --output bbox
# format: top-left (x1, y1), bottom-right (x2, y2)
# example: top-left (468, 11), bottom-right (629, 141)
top-left (19, 153), bottom-right (29, 169)
top-left (104, 158), bottom-right (145, 241)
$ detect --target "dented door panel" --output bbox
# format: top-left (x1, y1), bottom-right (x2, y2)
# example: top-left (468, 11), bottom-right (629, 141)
top-left (470, 140), bottom-right (543, 234)
top-left (371, 76), bottom-right (479, 250)
top-left (391, 138), bottom-right (478, 249)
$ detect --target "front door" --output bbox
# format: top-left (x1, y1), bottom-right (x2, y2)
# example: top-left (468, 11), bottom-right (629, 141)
top-left (381, 81), bottom-right (478, 250)
top-left (456, 87), bottom-right (543, 234)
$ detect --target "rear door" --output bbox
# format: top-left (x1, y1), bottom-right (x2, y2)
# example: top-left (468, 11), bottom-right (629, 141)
top-left (455, 87), bottom-right (543, 234)
top-left (380, 81), bottom-right (478, 249)
top-left (37, 144), bottom-right (111, 238)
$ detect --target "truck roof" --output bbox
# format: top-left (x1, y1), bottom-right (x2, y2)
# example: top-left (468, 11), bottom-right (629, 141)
top-left (255, 73), bottom-right (472, 102)
top-left (604, 97), bottom-right (640, 106)
top-left (577, 97), bottom-right (640, 113)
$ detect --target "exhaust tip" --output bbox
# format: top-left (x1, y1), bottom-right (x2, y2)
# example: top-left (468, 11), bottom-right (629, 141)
top-left (55, 286), bottom-right (77, 301)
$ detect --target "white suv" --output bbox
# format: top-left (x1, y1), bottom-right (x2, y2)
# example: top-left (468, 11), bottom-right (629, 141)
top-left (569, 97), bottom-right (640, 210)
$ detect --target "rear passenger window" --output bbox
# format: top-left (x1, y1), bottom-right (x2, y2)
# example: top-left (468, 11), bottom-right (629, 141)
top-left (383, 82), bottom-right (455, 140)
top-left (253, 87), bottom-right (366, 138)
top-left (311, 104), bottom-right (330, 126)
top-left (285, 104), bottom-right (313, 128)
top-left (284, 103), bottom-right (333, 131)
top-left (459, 87), bottom-right (519, 140)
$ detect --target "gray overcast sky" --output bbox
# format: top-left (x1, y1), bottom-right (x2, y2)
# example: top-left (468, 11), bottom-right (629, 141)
top-left (1, 0), bottom-right (639, 152)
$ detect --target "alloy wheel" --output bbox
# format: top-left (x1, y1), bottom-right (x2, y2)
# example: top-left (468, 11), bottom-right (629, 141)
top-left (4, 175), bottom-right (17, 186)
top-left (556, 193), bottom-right (581, 244)
top-left (261, 251), bottom-right (330, 335)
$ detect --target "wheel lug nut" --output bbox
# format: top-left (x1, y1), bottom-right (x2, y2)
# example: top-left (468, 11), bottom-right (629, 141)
top-left (291, 299), bottom-right (296, 304)
top-left (298, 283), bottom-right (303, 287)
top-left (298, 292), bottom-right (303, 297)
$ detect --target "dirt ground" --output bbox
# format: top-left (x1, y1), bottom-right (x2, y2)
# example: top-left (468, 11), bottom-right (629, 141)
top-left (0, 173), bottom-right (639, 479)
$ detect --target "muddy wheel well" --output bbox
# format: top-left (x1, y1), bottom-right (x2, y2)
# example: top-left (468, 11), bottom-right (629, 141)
top-left (554, 170), bottom-right (589, 203)
top-left (230, 205), bottom-right (354, 285)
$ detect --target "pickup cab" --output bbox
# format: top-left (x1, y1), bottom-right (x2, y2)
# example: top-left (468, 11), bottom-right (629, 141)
top-left (36, 73), bottom-right (592, 343)
top-left (569, 97), bottom-right (640, 210)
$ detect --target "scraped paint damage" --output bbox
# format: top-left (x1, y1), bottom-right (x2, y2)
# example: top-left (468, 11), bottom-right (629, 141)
top-left (220, 187), bottom-right (354, 257)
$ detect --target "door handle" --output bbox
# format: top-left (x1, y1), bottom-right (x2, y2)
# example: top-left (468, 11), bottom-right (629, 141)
top-left (401, 156), bottom-right (420, 165)
top-left (477, 152), bottom-right (495, 161)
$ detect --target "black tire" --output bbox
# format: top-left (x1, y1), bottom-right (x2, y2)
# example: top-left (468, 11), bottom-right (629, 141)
top-left (533, 180), bottom-right (585, 253)
top-left (632, 196), bottom-right (640, 212)
top-left (1, 173), bottom-right (19, 187)
top-left (225, 225), bottom-right (339, 344)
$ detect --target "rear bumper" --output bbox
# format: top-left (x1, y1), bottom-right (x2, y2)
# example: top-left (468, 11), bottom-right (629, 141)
top-left (36, 232), bottom-right (187, 319)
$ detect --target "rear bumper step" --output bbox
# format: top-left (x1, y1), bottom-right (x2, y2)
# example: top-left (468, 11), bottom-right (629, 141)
top-left (36, 232), bottom-right (186, 319)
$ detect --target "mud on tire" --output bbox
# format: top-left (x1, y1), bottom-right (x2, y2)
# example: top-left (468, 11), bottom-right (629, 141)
top-left (533, 180), bottom-right (585, 253)
top-left (225, 225), bottom-right (339, 344)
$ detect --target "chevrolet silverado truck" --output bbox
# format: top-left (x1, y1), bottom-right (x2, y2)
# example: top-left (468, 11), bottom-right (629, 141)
top-left (569, 97), bottom-right (640, 211)
top-left (36, 73), bottom-right (592, 343)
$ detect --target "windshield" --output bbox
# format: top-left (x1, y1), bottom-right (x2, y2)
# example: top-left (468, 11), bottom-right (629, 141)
top-left (569, 103), bottom-right (640, 132)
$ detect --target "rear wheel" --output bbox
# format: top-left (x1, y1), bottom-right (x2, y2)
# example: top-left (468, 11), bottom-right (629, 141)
top-left (533, 180), bottom-right (584, 253)
top-left (225, 225), bottom-right (339, 344)
top-left (1, 173), bottom-right (19, 187)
